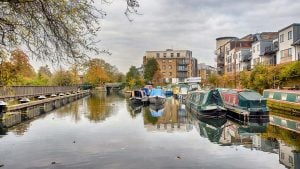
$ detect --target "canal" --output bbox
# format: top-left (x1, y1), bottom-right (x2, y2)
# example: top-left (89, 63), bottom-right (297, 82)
top-left (0, 91), bottom-right (300, 169)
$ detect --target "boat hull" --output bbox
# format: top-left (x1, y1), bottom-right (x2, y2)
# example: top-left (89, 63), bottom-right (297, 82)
top-left (190, 107), bottom-right (226, 118)
top-left (149, 96), bottom-right (166, 105)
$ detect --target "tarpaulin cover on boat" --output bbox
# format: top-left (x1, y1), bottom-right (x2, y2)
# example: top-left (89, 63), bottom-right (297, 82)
top-left (150, 89), bottom-right (164, 97)
top-left (238, 91), bottom-right (267, 108)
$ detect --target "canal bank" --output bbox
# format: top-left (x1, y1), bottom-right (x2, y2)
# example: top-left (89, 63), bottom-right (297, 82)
top-left (0, 91), bottom-right (90, 129)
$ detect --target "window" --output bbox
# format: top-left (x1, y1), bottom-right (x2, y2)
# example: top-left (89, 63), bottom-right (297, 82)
top-left (163, 53), bottom-right (166, 58)
top-left (162, 59), bottom-right (166, 63)
top-left (280, 34), bottom-right (284, 43)
top-left (288, 31), bottom-right (292, 40)
top-left (156, 53), bottom-right (160, 58)
top-left (257, 44), bottom-right (260, 52)
top-left (162, 65), bottom-right (166, 70)
top-left (168, 59), bottom-right (172, 63)
top-left (162, 72), bottom-right (166, 77)
top-left (169, 65), bottom-right (172, 69)
top-left (169, 72), bottom-right (172, 76)
top-left (177, 53), bottom-right (180, 57)
top-left (171, 53), bottom-right (174, 57)
top-left (288, 48), bottom-right (292, 57)
top-left (280, 50), bottom-right (284, 58)
top-left (281, 152), bottom-right (285, 160)
top-left (289, 156), bottom-right (293, 164)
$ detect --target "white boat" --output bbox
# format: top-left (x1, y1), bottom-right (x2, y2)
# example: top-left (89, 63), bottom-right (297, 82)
top-left (129, 90), bottom-right (148, 104)
top-left (149, 89), bottom-right (166, 105)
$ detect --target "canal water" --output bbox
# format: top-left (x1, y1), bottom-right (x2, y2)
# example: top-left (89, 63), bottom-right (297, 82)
top-left (1, 92), bottom-right (300, 169)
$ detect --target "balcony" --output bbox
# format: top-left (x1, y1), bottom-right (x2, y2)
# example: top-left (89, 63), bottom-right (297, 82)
top-left (264, 42), bottom-right (279, 55)
top-left (241, 53), bottom-right (251, 62)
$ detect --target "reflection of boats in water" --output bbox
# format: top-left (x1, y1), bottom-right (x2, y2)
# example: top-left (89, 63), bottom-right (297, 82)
top-left (143, 99), bottom-right (192, 133)
top-left (197, 117), bottom-right (227, 143)
top-left (149, 104), bottom-right (164, 117)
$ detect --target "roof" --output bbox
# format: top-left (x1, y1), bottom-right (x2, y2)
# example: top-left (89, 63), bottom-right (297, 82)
top-left (278, 23), bottom-right (300, 32)
top-left (216, 37), bottom-right (238, 41)
top-left (259, 32), bottom-right (278, 41)
top-left (239, 91), bottom-right (264, 100)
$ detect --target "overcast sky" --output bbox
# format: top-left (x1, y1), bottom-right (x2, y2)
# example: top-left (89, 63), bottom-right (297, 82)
top-left (32, 0), bottom-right (300, 73)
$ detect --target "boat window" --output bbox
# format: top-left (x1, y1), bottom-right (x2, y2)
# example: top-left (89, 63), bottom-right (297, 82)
top-left (297, 96), bottom-right (300, 103)
top-left (297, 123), bottom-right (300, 130)
top-left (269, 92), bottom-right (274, 99)
top-left (281, 93), bottom-right (287, 101)
top-left (134, 91), bottom-right (142, 97)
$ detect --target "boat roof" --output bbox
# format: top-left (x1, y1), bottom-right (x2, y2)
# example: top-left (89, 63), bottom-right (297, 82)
top-left (264, 89), bottom-right (300, 94)
top-left (239, 91), bottom-right (265, 100)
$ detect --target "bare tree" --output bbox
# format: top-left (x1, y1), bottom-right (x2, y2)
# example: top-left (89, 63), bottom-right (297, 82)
top-left (0, 0), bottom-right (140, 64)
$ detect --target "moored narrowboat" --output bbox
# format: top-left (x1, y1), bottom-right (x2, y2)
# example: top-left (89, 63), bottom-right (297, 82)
top-left (263, 89), bottom-right (300, 114)
top-left (149, 88), bottom-right (166, 105)
top-left (221, 89), bottom-right (269, 119)
top-left (186, 89), bottom-right (226, 118)
top-left (129, 90), bottom-right (148, 104)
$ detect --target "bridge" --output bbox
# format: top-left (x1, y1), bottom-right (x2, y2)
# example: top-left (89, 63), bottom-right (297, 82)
top-left (95, 83), bottom-right (124, 93)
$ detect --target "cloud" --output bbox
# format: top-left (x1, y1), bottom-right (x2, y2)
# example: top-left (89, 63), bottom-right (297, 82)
top-left (33, 0), bottom-right (299, 73)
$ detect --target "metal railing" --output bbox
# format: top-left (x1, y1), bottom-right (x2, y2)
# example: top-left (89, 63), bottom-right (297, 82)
top-left (0, 86), bottom-right (80, 99)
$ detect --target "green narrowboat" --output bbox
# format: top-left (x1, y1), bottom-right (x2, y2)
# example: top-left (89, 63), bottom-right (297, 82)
top-left (263, 89), bottom-right (300, 114)
top-left (221, 89), bottom-right (269, 119)
top-left (186, 89), bottom-right (226, 118)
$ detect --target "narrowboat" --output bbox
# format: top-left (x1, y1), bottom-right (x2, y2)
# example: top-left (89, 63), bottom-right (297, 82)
top-left (221, 89), bottom-right (269, 119)
top-left (186, 89), bottom-right (226, 118)
top-left (149, 88), bottom-right (166, 105)
top-left (129, 90), bottom-right (148, 104)
top-left (263, 89), bottom-right (300, 114)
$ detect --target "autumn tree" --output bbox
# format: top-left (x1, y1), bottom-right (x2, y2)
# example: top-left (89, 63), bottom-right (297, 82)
top-left (144, 58), bottom-right (159, 83)
top-left (84, 58), bottom-right (109, 86)
top-left (51, 69), bottom-right (73, 86)
top-left (126, 66), bottom-right (144, 89)
top-left (0, 0), bottom-right (140, 63)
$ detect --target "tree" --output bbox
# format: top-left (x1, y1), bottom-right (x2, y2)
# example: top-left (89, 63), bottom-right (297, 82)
top-left (208, 73), bottom-right (219, 87)
top-left (84, 58), bottom-right (109, 86)
top-left (51, 69), bottom-right (73, 86)
top-left (126, 66), bottom-right (144, 89)
top-left (144, 58), bottom-right (159, 83)
top-left (0, 0), bottom-right (140, 63)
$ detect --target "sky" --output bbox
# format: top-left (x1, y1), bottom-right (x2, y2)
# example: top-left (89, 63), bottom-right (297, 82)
top-left (31, 0), bottom-right (300, 73)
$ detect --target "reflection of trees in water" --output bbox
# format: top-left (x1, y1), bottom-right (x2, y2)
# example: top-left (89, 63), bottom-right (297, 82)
top-left (143, 107), bottom-right (158, 125)
top-left (86, 92), bottom-right (120, 122)
top-left (55, 99), bottom-right (82, 123)
top-left (262, 125), bottom-right (300, 151)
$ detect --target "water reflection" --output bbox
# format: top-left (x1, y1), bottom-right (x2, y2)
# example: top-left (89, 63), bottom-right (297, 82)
top-left (142, 98), bottom-right (192, 132)
top-left (85, 92), bottom-right (119, 122)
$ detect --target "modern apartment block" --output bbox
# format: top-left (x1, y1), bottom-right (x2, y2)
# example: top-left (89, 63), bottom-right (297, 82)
top-left (215, 37), bottom-right (238, 75)
top-left (215, 23), bottom-right (300, 75)
top-left (277, 23), bottom-right (300, 64)
top-left (224, 39), bottom-right (252, 74)
top-left (143, 49), bottom-right (198, 83)
top-left (251, 32), bottom-right (278, 68)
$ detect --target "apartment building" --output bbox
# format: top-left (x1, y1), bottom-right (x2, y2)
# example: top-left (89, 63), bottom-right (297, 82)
top-left (215, 37), bottom-right (238, 75)
top-left (143, 49), bottom-right (198, 83)
top-left (224, 40), bottom-right (252, 74)
top-left (277, 23), bottom-right (300, 64)
top-left (251, 32), bottom-right (278, 68)
top-left (215, 23), bottom-right (300, 75)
